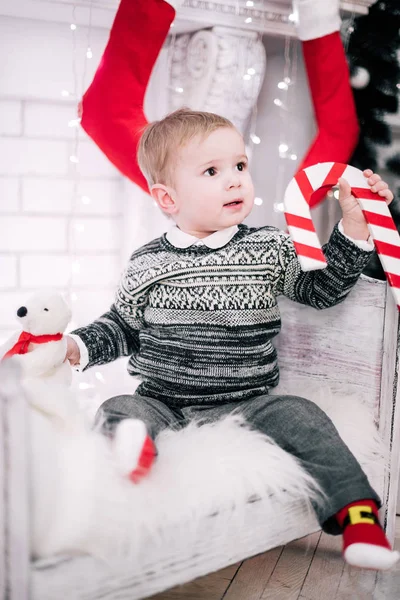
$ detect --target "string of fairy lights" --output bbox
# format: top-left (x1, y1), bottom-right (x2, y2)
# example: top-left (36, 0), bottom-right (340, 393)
top-left (60, 0), bottom-right (358, 283)
top-left (168, 0), bottom-right (299, 210)
top-left (326, 7), bottom-right (357, 206)
top-left (240, 1), bottom-right (299, 213)
top-left (64, 3), bottom-right (93, 313)
top-left (271, 33), bottom-right (299, 215)
top-left (62, 2), bottom-right (107, 391)
top-left (249, 3), bottom-right (356, 217)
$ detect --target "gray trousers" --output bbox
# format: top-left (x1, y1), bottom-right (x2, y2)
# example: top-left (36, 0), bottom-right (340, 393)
top-left (95, 392), bottom-right (380, 534)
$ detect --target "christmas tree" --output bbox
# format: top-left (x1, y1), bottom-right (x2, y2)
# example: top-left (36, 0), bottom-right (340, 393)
top-left (344, 0), bottom-right (400, 279)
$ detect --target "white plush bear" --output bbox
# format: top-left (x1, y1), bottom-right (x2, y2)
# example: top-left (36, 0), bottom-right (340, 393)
top-left (0, 290), bottom-right (72, 386)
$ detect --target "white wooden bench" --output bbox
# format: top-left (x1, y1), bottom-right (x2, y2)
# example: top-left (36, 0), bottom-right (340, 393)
top-left (1, 275), bottom-right (399, 600)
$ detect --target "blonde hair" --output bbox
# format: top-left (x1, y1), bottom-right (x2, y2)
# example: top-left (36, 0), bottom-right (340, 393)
top-left (137, 108), bottom-right (235, 187)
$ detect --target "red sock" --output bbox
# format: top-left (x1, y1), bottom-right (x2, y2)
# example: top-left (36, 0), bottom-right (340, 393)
top-left (336, 499), bottom-right (391, 553)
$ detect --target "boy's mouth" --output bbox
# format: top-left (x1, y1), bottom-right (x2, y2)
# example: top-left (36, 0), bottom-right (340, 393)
top-left (224, 199), bottom-right (244, 208)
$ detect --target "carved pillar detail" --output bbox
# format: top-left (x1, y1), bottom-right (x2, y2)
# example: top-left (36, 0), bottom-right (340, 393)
top-left (168, 26), bottom-right (266, 135)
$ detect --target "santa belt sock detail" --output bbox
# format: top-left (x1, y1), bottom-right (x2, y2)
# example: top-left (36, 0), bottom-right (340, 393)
top-left (336, 500), bottom-right (400, 570)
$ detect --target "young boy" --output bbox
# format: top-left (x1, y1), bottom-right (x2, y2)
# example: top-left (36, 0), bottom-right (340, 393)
top-left (66, 108), bottom-right (397, 571)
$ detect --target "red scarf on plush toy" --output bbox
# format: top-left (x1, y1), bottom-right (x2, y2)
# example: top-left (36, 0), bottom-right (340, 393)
top-left (2, 332), bottom-right (63, 360)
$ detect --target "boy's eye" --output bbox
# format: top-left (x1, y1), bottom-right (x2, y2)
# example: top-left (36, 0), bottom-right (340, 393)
top-left (236, 161), bottom-right (247, 171)
top-left (204, 167), bottom-right (216, 177)
top-left (43, 308), bottom-right (49, 312)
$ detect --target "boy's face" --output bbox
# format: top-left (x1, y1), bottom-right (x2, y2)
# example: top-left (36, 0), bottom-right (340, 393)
top-left (155, 127), bottom-right (255, 237)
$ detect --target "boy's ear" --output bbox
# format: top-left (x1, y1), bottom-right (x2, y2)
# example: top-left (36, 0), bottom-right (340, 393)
top-left (150, 184), bottom-right (178, 215)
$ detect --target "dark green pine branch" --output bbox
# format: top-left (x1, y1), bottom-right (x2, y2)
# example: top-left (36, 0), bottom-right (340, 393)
top-left (343, 0), bottom-right (400, 279)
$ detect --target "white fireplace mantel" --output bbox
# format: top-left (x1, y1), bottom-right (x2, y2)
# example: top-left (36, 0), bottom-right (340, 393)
top-left (173, 0), bottom-right (375, 37)
top-left (0, 0), bottom-right (377, 35)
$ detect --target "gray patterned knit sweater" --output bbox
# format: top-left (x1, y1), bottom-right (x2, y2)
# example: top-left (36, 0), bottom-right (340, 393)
top-left (72, 224), bottom-right (373, 407)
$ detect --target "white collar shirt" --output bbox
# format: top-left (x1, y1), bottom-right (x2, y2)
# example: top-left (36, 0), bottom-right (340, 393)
top-left (166, 225), bottom-right (239, 249)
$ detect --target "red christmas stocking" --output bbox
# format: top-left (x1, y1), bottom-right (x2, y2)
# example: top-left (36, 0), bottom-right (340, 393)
top-left (294, 0), bottom-right (360, 207)
top-left (81, 0), bottom-right (175, 191)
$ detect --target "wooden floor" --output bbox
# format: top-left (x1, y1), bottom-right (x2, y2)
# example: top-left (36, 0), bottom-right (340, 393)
top-left (149, 518), bottom-right (400, 600)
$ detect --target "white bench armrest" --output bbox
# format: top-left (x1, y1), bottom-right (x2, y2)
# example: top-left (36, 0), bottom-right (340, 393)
top-left (0, 361), bottom-right (30, 600)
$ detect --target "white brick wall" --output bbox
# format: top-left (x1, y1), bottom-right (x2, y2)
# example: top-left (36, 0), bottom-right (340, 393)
top-left (0, 13), bottom-right (124, 347)
top-left (0, 100), bottom-right (22, 135)
top-left (0, 15), bottom-right (106, 101)
top-left (0, 216), bottom-right (67, 251)
top-left (0, 138), bottom-right (69, 176)
top-left (0, 292), bottom-right (27, 328)
top-left (22, 178), bottom-right (75, 213)
top-left (0, 177), bottom-right (20, 211)
top-left (75, 180), bottom-right (123, 215)
top-left (24, 102), bottom-right (84, 139)
top-left (67, 289), bottom-right (116, 330)
top-left (20, 255), bottom-right (72, 288)
top-left (19, 254), bottom-right (121, 288)
top-left (0, 256), bottom-right (18, 288)
top-left (69, 217), bottom-right (122, 252)
top-left (21, 177), bottom-right (124, 214)
top-left (73, 139), bottom-right (120, 178)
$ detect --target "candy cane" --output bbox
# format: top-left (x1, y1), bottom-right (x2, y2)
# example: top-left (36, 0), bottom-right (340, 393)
top-left (283, 162), bottom-right (400, 310)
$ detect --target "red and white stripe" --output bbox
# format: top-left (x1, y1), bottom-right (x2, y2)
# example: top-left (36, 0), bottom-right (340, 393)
top-left (284, 162), bottom-right (400, 310)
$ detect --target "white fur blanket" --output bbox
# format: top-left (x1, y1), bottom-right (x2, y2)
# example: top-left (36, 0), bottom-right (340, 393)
top-left (26, 375), bottom-right (385, 564)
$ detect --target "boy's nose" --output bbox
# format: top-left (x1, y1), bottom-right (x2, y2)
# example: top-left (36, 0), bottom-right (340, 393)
top-left (227, 174), bottom-right (241, 189)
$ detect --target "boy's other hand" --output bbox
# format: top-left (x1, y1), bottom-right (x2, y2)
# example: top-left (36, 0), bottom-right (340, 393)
top-left (338, 169), bottom-right (394, 241)
top-left (65, 335), bottom-right (81, 366)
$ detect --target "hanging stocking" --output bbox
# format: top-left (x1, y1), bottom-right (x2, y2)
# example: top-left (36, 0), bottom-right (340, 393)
top-left (294, 0), bottom-right (359, 206)
top-left (80, 0), bottom-right (177, 191)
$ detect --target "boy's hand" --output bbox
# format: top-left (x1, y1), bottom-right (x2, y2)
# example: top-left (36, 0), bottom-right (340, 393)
top-left (338, 169), bottom-right (394, 241)
top-left (65, 335), bottom-right (81, 366)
